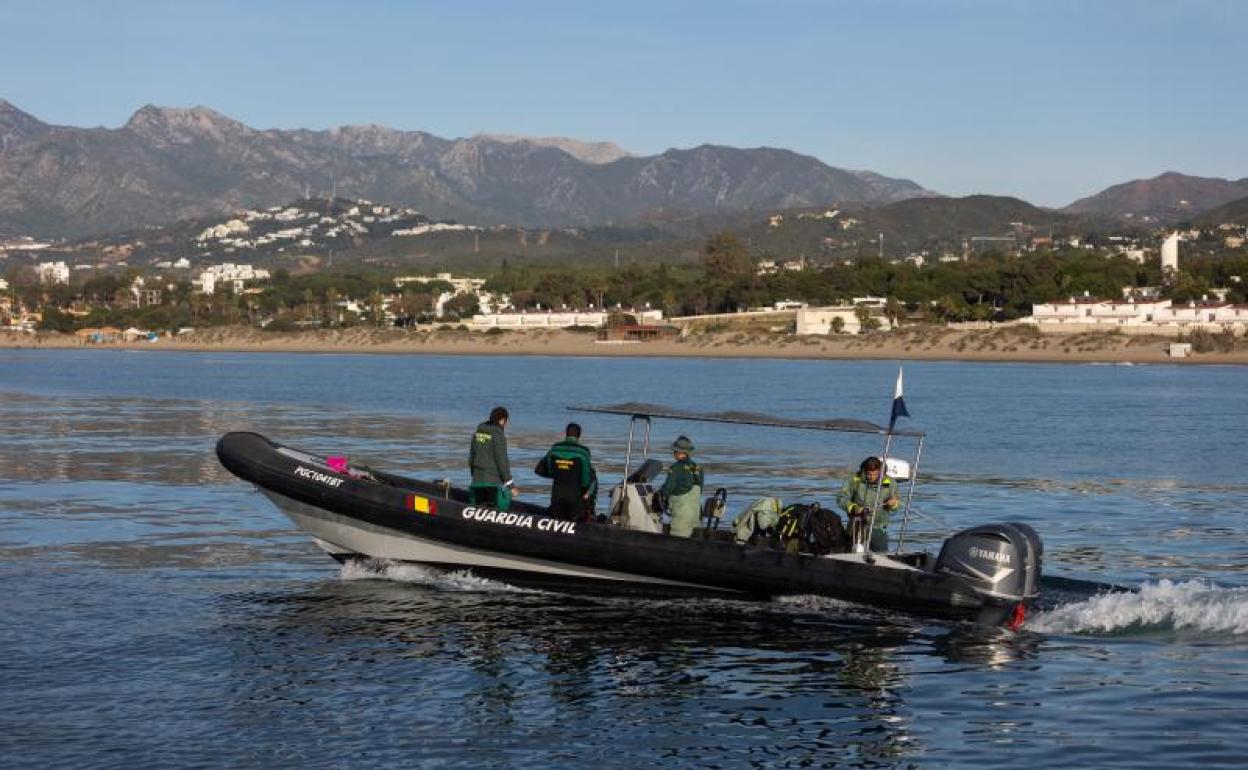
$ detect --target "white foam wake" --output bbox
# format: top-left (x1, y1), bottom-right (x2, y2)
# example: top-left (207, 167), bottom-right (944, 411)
top-left (339, 559), bottom-right (533, 593)
top-left (1027, 579), bottom-right (1248, 636)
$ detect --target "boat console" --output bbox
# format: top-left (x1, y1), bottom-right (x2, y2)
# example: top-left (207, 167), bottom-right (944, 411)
top-left (609, 458), bottom-right (664, 533)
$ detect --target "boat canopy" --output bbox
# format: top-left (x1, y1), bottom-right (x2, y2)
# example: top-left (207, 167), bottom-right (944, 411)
top-left (568, 402), bottom-right (924, 437)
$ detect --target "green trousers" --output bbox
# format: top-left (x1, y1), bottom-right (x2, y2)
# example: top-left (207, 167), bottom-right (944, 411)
top-left (668, 486), bottom-right (702, 538)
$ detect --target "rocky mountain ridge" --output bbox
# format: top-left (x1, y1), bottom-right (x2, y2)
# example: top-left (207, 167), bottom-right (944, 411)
top-left (0, 102), bottom-right (934, 238)
top-left (474, 133), bottom-right (631, 164)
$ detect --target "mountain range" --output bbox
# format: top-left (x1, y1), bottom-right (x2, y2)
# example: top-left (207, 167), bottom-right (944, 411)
top-left (1062, 171), bottom-right (1248, 221)
top-left (2, 100), bottom-right (1244, 240)
top-left (0, 100), bottom-right (934, 239)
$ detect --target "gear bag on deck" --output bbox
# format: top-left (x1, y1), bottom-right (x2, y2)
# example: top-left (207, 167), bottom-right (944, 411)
top-left (776, 502), bottom-right (850, 556)
top-left (733, 498), bottom-right (783, 545)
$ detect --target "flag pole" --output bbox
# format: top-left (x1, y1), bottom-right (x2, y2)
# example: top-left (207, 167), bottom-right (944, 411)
top-left (863, 430), bottom-right (893, 562)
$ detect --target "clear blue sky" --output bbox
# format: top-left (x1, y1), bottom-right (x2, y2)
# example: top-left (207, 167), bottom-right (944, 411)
top-left (2, 0), bottom-right (1243, 206)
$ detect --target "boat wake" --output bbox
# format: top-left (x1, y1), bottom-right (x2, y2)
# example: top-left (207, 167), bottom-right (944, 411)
top-left (338, 558), bottom-right (535, 593)
top-left (1027, 579), bottom-right (1248, 636)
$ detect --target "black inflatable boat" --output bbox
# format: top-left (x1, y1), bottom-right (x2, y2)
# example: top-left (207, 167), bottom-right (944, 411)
top-left (216, 404), bottom-right (1042, 628)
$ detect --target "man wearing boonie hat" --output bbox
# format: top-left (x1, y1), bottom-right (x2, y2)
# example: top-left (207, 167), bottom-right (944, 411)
top-left (658, 435), bottom-right (704, 537)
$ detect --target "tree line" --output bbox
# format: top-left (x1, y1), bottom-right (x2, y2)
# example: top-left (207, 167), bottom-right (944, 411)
top-left (9, 232), bottom-right (1248, 333)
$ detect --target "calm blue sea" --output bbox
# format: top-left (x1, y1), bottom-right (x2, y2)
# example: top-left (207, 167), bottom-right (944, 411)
top-left (2, 349), bottom-right (1246, 769)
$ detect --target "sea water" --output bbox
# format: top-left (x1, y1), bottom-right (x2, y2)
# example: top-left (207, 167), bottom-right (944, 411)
top-left (1, 350), bottom-right (1246, 768)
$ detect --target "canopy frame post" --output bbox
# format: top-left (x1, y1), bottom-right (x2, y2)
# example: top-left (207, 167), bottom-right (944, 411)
top-left (894, 435), bottom-right (925, 554)
top-left (622, 414), bottom-right (651, 483)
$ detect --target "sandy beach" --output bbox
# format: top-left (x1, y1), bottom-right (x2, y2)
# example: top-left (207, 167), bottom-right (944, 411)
top-left (4, 325), bottom-right (1246, 364)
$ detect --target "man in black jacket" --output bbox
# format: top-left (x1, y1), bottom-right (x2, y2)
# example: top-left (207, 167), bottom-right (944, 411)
top-left (468, 406), bottom-right (519, 510)
top-left (534, 422), bottom-right (598, 520)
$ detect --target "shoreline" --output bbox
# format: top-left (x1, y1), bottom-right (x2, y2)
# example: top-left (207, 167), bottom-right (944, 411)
top-left (3, 326), bottom-right (1247, 365)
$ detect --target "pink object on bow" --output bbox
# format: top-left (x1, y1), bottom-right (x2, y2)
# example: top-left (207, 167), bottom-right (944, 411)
top-left (326, 456), bottom-right (349, 473)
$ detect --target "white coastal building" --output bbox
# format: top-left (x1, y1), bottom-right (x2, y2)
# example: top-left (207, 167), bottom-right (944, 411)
top-left (193, 263), bottom-right (272, 294)
top-left (795, 306), bottom-right (892, 335)
top-left (471, 311), bottom-right (610, 330)
top-left (469, 308), bottom-right (663, 331)
top-left (395, 273), bottom-right (505, 318)
top-left (1029, 295), bottom-right (1248, 335)
top-left (395, 272), bottom-right (487, 295)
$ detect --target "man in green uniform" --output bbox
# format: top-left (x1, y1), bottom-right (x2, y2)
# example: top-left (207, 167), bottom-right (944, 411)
top-left (836, 456), bottom-right (900, 553)
top-left (658, 435), bottom-right (703, 538)
top-left (468, 406), bottom-right (519, 510)
top-left (534, 422), bottom-right (598, 521)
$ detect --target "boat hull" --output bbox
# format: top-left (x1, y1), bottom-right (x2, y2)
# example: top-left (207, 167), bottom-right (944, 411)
top-left (265, 489), bottom-right (741, 593)
top-left (217, 431), bottom-right (1028, 625)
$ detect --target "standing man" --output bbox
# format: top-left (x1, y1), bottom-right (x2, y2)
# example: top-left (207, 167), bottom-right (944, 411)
top-left (658, 435), bottom-right (703, 538)
top-left (837, 456), bottom-right (900, 553)
top-left (534, 422), bottom-right (598, 521)
top-left (469, 406), bottom-right (519, 510)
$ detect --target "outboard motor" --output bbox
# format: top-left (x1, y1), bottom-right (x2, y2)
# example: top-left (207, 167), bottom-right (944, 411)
top-left (609, 458), bottom-right (664, 533)
top-left (934, 522), bottom-right (1043, 602)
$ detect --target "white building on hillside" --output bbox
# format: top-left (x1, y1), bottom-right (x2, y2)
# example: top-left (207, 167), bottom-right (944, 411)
top-left (36, 261), bottom-right (70, 285)
top-left (391, 223), bottom-right (481, 237)
top-left (196, 219), bottom-right (250, 242)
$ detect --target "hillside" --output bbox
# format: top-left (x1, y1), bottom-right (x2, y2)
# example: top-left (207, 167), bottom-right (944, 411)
top-left (0, 101), bottom-right (934, 239)
top-left (1064, 171), bottom-right (1248, 221)
top-left (1197, 195), bottom-right (1248, 226)
top-left (22, 193), bottom-right (1110, 275)
top-left (650, 195), bottom-right (1089, 260)
top-left (24, 196), bottom-right (699, 272)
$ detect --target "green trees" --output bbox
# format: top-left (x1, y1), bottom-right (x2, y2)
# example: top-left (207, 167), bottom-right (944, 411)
top-left (884, 297), bottom-right (905, 327)
top-left (702, 233), bottom-right (754, 278)
top-left (37, 307), bottom-right (76, 332)
top-left (700, 233), bottom-right (757, 313)
top-left (854, 305), bottom-right (881, 331)
top-left (442, 293), bottom-right (480, 320)
top-left (1167, 272), bottom-right (1213, 303)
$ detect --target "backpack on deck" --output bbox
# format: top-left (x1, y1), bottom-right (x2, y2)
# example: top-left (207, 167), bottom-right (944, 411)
top-left (777, 502), bottom-right (850, 556)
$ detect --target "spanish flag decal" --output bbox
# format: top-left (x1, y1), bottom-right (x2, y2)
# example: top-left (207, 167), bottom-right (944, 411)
top-left (405, 494), bottom-right (436, 514)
